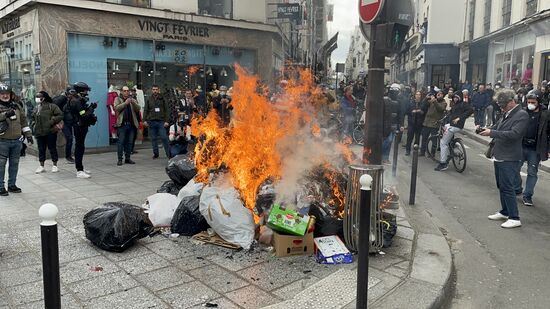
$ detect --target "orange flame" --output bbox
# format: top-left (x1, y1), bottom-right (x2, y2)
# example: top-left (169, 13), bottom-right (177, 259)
top-left (322, 162), bottom-right (346, 218)
top-left (187, 65), bottom-right (201, 76)
top-left (363, 147), bottom-right (372, 164)
top-left (311, 124), bottom-right (321, 137)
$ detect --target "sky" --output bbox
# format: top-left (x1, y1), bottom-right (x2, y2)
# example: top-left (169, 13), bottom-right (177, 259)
top-left (327, 0), bottom-right (359, 69)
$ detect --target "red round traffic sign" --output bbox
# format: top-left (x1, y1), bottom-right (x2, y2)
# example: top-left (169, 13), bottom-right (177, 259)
top-left (359, 0), bottom-right (385, 24)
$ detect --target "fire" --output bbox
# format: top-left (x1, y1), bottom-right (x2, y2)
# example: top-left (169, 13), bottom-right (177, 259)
top-left (187, 65), bottom-right (201, 76)
top-left (322, 162), bottom-right (347, 218)
top-left (336, 137), bottom-right (354, 164)
top-left (363, 148), bottom-right (372, 164)
top-left (311, 124), bottom-right (321, 137)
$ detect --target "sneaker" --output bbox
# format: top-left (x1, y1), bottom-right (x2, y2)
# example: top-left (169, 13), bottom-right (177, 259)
top-left (66, 157), bottom-right (75, 164)
top-left (488, 212), bottom-right (508, 221)
top-left (501, 219), bottom-right (522, 228)
top-left (117, 160), bottom-right (123, 166)
top-left (51, 166), bottom-right (59, 173)
top-left (76, 171), bottom-right (91, 179)
top-left (35, 166), bottom-right (45, 174)
top-left (0, 188), bottom-right (7, 196)
top-left (84, 169), bottom-right (91, 174)
top-left (434, 163), bottom-right (448, 171)
top-left (7, 185), bottom-right (21, 193)
top-left (523, 197), bottom-right (534, 206)
top-left (124, 159), bottom-right (136, 164)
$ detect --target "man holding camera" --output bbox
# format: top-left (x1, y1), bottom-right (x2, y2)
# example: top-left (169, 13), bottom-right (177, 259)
top-left (480, 90), bottom-right (528, 228)
top-left (143, 85), bottom-right (170, 159)
top-left (66, 82), bottom-right (97, 178)
top-left (0, 84), bottom-right (33, 196)
top-left (420, 90), bottom-right (447, 156)
top-left (515, 92), bottom-right (550, 206)
top-left (114, 86), bottom-right (140, 166)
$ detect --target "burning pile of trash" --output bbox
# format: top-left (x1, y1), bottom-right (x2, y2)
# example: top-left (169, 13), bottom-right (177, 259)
top-left (82, 66), bottom-right (395, 262)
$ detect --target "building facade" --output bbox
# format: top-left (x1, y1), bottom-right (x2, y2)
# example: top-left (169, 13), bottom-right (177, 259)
top-left (0, 0), bottom-right (284, 148)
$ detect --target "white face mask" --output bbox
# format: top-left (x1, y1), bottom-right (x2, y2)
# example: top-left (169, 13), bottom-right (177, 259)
top-left (527, 103), bottom-right (537, 111)
top-left (35, 98), bottom-right (42, 104)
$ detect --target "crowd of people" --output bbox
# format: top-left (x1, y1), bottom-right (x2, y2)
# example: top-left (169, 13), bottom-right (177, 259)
top-left (0, 80), bottom-right (235, 196)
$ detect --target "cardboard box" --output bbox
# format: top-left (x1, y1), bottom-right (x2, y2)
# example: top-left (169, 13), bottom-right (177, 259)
top-left (314, 235), bottom-right (354, 264)
top-left (273, 230), bottom-right (314, 257)
top-left (267, 204), bottom-right (310, 236)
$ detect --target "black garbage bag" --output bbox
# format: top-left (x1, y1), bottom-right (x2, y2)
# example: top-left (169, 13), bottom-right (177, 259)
top-left (171, 195), bottom-right (209, 236)
top-left (381, 212), bottom-right (397, 248)
top-left (157, 180), bottom-right (183, 195)
top-left (165, 155), bottom-right (197, 186)
top-left (83, 202), bottom-right (153, 252)
top-left (309, 202), bottom-right (344, 239)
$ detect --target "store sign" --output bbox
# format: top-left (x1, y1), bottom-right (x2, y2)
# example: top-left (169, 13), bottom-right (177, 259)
top-left (277, 4), bottom-right (301, 22)
top-left (1, 16), bottom-right (20, 34)
top-left (138, 19), bottom-right (210, 41)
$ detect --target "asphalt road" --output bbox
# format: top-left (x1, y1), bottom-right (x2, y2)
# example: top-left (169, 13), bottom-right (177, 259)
top-left (392, 133), bottom-right (550, 309)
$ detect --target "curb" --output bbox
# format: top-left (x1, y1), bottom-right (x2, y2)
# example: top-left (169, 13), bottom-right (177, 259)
top-left (460, 130), bottom-right (550, 174)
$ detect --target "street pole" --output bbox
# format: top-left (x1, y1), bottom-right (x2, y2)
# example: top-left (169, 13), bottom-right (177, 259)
top-left (39, 203), bottom-right (61, 309)
top-left (356, 174), bottom-right (373, 308)
top-left (363, 25), bottom-right (386, 165)
top-left (409, 144), bottom-right (419, 205)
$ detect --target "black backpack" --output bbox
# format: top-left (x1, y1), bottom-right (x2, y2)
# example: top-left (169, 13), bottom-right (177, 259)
top-left (53, 94), bottom-right (68, 111)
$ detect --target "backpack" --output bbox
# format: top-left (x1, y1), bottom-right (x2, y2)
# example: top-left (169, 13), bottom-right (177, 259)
top-left (53, 95), bottom-right (68, 111)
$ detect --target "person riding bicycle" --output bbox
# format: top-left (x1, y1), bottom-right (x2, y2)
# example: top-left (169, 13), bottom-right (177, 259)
top-left (435, 92), bottom-right (473, 171)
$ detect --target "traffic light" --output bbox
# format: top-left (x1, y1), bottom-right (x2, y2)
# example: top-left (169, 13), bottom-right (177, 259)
top-left (375, 22), bottom-right (410, 54)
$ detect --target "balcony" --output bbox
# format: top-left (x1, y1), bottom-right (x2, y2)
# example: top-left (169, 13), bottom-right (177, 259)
top-left (93, 0), bottom-right (150, 8)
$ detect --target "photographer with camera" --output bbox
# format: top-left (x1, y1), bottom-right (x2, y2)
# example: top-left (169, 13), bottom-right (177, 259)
top-left (114, 86), bottom-right (140, 166)
top-left (213, 85), bottom-right (232, 126)
top-left (0, 84), bottom-right (33, 196)
top-left (420, 90), bottom-right (447, 156)
top-left (513, 92), bottom-right (550, 207)
top-left (66, 82), bottom-right (97, 178)
top-left (168, 113), bottom-right (192, 158)
top-left (54, 86), bottom-right (77, 163)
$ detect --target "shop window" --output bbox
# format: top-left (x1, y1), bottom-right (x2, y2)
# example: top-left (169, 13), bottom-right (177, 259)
top-left (198, 0), bottom-right (233, 19)
top-left (542, 53), bottom-right (550, 82)
top-left (468, 0), bottom-right (475, 40)
top-left (483, 0), bottom-right (491, 35)
top-left (432, 65), bottom-right (451, 89)
top-left (526, 0), bottom-right (537, 16)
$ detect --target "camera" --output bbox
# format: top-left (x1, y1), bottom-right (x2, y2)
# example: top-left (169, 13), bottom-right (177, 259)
top-left (475, 127), bottom-right (485, 134)
top-left (89, 102), bottom-right (98, 110)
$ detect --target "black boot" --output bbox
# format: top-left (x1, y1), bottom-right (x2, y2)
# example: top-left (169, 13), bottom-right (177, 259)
top-left (0, 188), bottom-right (8, 196)
top-left (7, 185), bottom-right (21, 193)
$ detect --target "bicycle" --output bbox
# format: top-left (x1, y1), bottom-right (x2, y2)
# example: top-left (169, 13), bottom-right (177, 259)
top-left (352, 109), bottom-right (366, 145)
top-left (426, 118), bottom-right (467, 173)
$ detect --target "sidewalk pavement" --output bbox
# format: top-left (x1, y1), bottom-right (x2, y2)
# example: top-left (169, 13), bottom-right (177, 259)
top-left (461, 117), bottom-right (550, 173)
top-left (0, 149), bottom-right (453, 308)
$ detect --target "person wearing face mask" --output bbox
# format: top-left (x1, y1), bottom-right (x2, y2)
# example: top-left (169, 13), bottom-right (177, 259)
top-left (0, 84), bottom-right (33, 196)
top-left (479, 90), bottom-right (529, 228)
top-left (143, 85), bottom-right (170, 159)
top-left (434, 92), bottom-right (473, 171)
top-left (420, 90), bottom-right (447, 156)
top-left (513, 93), bottom-right (549, 207)
top-left (32, 91), bottom-right (63, 173)
top-left (213, 85), bottom-right (232, 126)
top-left (66, 82), bottom-right (97, 178)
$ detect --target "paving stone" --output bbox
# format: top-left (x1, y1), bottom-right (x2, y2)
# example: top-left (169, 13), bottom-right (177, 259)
top-left (157, 281), bottom-right (220, 308)
top-left (144, 239), bottom-right (195, 260)
top-left (395, 225), bottom-right (415, 241)
top-left (189, 265), bottom-right (250, 293)
top-left (271, 275), bottom-right (320, 300)
top-left (411, 233), bottom-right (452, 286)
top-left (0, 264), bottom-right (42, 287)
top-left (394, 260), bottom-right (411, 270)
top-left (384, 265), bottom-right (408, 278)
top-left (397, 217), bottom-right (412, 228)
top-left (135, 266), bottom-right (194, 292)
top-left (60, 256), bottom-right (120, 284)
top-left (188, 297), bottom-right (241, 309)
top-left (3, 280), bottom-right (68, 306)
top-left (225, 285), bottom-right (280, 309)
top-left (238, 260), bottom-right (308, 291)
top-left (369, 253), bottom-right (405, 271)
top-left (386, 237), bottom-right (413, 259)
top-left (0, 250), bottom-right (40, 270)
top-left (14, 292), bottom-right (81, 308)
top-left (68, 271), bottom-right (140, 301)
top-left (372, 279), bottom-right (441, 309)
top-left (117, 252), bottom-right (171, 275)
top-left (59, 242), bottom-right (101, 264)
top-left (203, 249), bottom-right (272, 272)
top-left (101, 243), bottom-right (151, 262)
top-left (173, 255), bottom-right (214, 271)
top-left (83, 286), bottom-right (167, 309)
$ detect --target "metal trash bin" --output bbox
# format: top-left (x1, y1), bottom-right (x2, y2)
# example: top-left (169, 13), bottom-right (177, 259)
top-left (343, 164), bottom-right (384, 252)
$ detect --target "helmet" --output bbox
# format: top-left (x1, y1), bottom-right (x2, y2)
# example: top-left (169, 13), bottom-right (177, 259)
top-left (73, 82), bottom-right (91, 93)
top-left (526, 91), bottom-right (540, 102)
top-left (0, 83), bottom-right (12, 94)
top-left (389, 83), bottom-right (401, 91)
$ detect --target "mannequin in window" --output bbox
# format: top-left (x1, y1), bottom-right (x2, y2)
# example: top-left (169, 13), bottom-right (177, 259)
top-left (107, 85), bottom-right (118, 140)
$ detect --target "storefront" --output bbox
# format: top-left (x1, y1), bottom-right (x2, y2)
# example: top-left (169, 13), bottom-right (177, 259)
top-left (487, 29), bottom-right (536, 87)
top-left (0, 4), bottom-right (281, 148)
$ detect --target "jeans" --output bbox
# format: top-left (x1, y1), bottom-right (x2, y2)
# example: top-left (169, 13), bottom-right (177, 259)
top-left (485, 105), bottom-right (494, 127)
top-left (36, 133), bottom-right (58, 163)
top-left (382, 132), bottom-right (395, 161)
top-left (74, 126), bottom-right (88, 172)
top-left (117, 124), bottom-right (135, 161)
top-left (440, 126), bottom-right (461, 163)
top-left (149, 120), bottom-right (170, 157)
top-left (494, 161), bottom-right (521, 220)
top-left (62, 122), bottom-right (74, 159)
top-left (0, 139), bottom-right (22, 187)
top-left (474, 109), bottom-right (486, 127)
top-left (420, 126), bottom-right (438, 155)
top-left (517, 148), bottom-right (540, 199)
top-left (170, 142), bottom-right (188, 158)
top-left (405, 125), bottom-right (422, 153)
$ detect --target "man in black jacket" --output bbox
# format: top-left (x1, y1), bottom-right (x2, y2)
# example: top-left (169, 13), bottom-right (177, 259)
top-left (143, 85), bottom-right (170, 159)
top-left (480, 89), bottom-right (528, 228)
top-left (435, 93), bottom-right (473, 171)
top-left (382, 85), bottom-right (404, 164)
top-left (516, 93), bottom-right (550, 206)
top-left (53, 86), bottom-right (77, 163)
top-left (405, 91), bottom-right (426, 156)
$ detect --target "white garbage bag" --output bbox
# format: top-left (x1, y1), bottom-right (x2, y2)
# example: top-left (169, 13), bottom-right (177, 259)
top-left (146, 193), bottom-right (179, 227)
top-left (199, 186), bottom-right (255, 249)
top-left (177, 178), bottom-right (204, 202)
